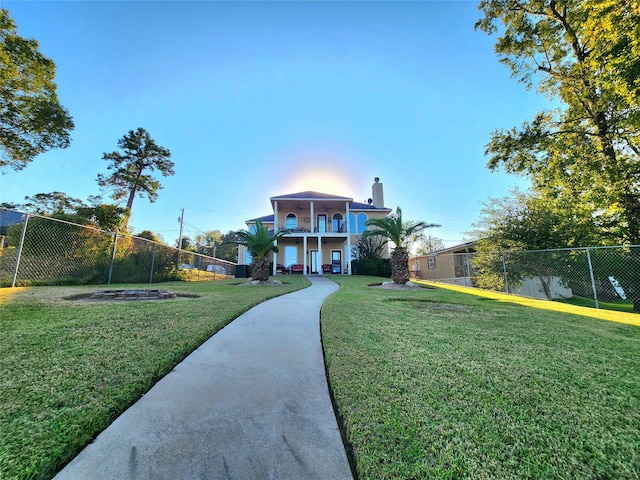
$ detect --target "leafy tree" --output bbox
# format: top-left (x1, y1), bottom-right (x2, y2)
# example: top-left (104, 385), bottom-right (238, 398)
top-left (22, 191), bottom-right (85, 215)
top-left (0, 8), bottom-right (74, 171)
top-left (191, 229), bottom-right (238, 262)
top-left (351, 235), bottom-right (391, 277)
top-left (75, 203), bottom-right (127, 232)
top-left (193, 230), bottom-right (222, 254)
top-left (17, 191), bottom-right (126, 231)
top-left (470, 189), bottom-right (602, 298)
top-left (414, 235), bottom-right (446, 255)
top-left (476, 0), bottom-right (640, 244)
top-left (217, 231), bottom-right (239, 263)
top-left (233, 221), bottom-right (290, 282)
top-left (97, 128), bottom-right (174, 225)
top-left (135, 230), bottom-right (162, 243)
top-left (363, 207), bottom-right (439, 284)
top-left (353, 234), bottom-right (388, 262)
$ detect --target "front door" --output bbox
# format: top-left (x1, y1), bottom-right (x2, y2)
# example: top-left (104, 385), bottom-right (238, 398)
top-left (310, 250), bottom-right (319, 274)
top-left (331, 250), bottom-right (342, 273)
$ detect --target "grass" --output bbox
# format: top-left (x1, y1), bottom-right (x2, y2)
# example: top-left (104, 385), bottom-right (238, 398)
top-left (0, 277), bottom-right (310, 480)
top-left (321, 275), bottom-right (640, 479)
top-left (555, 295), bottom-right (634, 313)
top-left (417, 280), bottom-right (640, 327)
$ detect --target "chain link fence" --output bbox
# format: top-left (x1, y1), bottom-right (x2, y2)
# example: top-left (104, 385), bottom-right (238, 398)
top-left (0, 209), bottom-right (237, 287)
top-left (410, 245), bottom-right (638, 313)
top-left (499, 246), bottom-right (639, 312)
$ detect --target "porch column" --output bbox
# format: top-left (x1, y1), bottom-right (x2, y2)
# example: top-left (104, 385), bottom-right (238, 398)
top-left (318, 236), bottom-right (322, 276)
top-left (310, 202), bottom-right (315, 232)
top-left (274, 201), bottom-right (279, 232)
top-left (346, 201), bottom-right (352, 275)
top-left (303, 236), bottom-right (308, 275)
top-left (273, 250), bottom-right (277, 276)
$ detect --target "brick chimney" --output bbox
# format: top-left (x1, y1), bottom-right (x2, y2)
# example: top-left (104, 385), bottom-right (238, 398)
top-left (372, 177), bottom-right (384, 208)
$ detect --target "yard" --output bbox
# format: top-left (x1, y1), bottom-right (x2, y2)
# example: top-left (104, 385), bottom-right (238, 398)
top-left (0, 278), bottom-right (310, 480)
top-left (1, 275), bottom-right (639, 479)
top-left (321, 276), bottom-right (640, 479)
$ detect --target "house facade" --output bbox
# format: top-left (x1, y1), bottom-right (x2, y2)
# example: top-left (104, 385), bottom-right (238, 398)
top-left (238, 178), bottom-right (392, 275)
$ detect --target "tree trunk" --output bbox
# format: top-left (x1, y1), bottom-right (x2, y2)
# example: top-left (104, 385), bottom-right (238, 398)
top-left (391, 247), bottom-right (410, 284)
top-left (537, 275), bottom-right (552, 300)
top-left (250, 257), bottom-right (270, 282)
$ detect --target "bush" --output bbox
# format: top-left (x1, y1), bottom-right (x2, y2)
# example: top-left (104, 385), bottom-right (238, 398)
top-left (351, 258), bottom-right (391, 278)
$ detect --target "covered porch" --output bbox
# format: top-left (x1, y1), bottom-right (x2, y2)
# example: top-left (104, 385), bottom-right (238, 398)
top-left (272, 234), bottom-right (351, 276)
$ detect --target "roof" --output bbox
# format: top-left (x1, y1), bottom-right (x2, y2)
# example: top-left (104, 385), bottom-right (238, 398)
top-left (411, 240), bottom-right (477, 258)
top-left (349, 201), bottom-right (391, 211)
top-left (0, 209), bottom-right (24, 228)
top-left (270, 191), bottom-right (353, 202)
top-left (246, 214), bottom-right (274, 223)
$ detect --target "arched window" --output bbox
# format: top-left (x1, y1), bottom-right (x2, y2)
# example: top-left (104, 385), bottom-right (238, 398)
top-left (357, 213), bottom-right (368, 233)
top-left (348, 213), bottom-right (356, 233)
top-left (285, 213), bottom-right (297, 229)
top-left (332, 213), bottom-right (344, 232)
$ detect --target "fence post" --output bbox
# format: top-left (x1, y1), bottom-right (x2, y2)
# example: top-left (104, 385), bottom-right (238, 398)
top-left (501, 254), bottom-right (509, 294)
top-left (464, 252), bottom-right (471, 287)
top-left (107, 232), bottom-right (118, 285)
top-left (585, 247), bottom-right (599, 309)
top-left (149, 243), bottom-right (157, 284)
top-left (11, 213), bottom-right (30, 288)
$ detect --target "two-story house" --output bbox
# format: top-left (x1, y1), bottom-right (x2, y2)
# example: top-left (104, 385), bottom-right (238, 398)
top-left (238, 178), bottom-right (392, 275)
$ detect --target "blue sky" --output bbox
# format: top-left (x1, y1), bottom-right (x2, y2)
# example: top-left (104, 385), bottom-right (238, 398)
top-left (1, 1), bottom-right (542, 247)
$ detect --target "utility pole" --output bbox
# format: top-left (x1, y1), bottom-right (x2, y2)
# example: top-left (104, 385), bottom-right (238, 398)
top-left (175, 208), bottom-right (184, 280)
top-left (177, 208), bottom-right (185, 250)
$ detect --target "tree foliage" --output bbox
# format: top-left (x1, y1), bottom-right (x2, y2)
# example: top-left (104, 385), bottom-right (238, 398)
top-left (22, 191), bottom-right (85, 215)
top-left (0, 8), bottom-right (74, 170)
top-left (470, 189), bottom-right (602, 296)
top-left (351, 234), bottom-right (391, 277)
top-left (16, 191), bottom-right (127, 232)
top-left (97, 128), bottom-right (174, 222)
top-left (476, 0), bottom-right (640, 244)
top-left (413, 235), bottom-right (446, 255)
top-left (192, 230), bottom-right (238, 263)
top-left (364, 206), bottom-right (440, 284)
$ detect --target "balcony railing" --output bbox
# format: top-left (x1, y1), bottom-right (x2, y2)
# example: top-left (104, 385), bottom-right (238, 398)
top-left (278, 225), bottom-right (348, 234)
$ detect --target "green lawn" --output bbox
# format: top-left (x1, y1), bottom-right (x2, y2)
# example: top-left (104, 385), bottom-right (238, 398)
top-left (0, 277), bottom-right (310, 480)
top-left (321, 275), bottom-right (640, 479)
top-left (556, 294), bottom-right (634, 313)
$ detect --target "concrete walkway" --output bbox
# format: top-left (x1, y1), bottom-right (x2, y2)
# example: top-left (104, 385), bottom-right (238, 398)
top-left (54, 275), bottom-right (353, 480)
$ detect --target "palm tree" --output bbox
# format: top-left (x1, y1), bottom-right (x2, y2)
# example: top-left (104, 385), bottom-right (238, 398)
top-left (234, 221), bottom-right (290, 282)
top-left (363, 206), bottom-right (440, 284)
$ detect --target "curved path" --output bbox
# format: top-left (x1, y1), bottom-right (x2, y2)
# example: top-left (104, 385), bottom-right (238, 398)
top-left (54, 275), bottom-right (353, 480)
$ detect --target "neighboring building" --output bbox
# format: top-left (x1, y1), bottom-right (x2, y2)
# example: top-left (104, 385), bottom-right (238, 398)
top-left (410, 241), bottom-right (477, 286)
top-left (238, 178), bottom-right (392, 275)
top-left (410, 241), bottom-right (574, 300)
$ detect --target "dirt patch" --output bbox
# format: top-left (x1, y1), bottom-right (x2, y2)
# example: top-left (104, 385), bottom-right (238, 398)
top-left (370, 281), bottom-right (432, 290)
top-left (63, 290), bottom-right (200, 302)
top-left (235, 279), bottom-right (286, 286)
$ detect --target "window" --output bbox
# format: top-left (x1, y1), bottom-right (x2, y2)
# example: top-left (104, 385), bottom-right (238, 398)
top-left (284, 245), bottom-right (298, 267)
top-left (244, 250), bottom-right (252, 264)
top-left (357, 213), bottom-right (368, 233)
top-left (348, 213), bottom-right (356, 233)
top-left (348, 212), bottom-right (368, 234)
top-left (317, 214), bottom-right (327, 233)
top-left (332, 213), bottom-right (343, 232)
top-left (285, 213), bottom-right (297, 229)
top-left (249, 224), bottom-right (256, 234)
